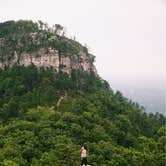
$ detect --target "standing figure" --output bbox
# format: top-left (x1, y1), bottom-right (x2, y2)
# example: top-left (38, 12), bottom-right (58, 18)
top-left (81, 143), bottom-right (88, 166)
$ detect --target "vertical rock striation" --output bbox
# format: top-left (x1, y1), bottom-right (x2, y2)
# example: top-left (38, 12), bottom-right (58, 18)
top-left (0, 48), bottom-right (97, 74)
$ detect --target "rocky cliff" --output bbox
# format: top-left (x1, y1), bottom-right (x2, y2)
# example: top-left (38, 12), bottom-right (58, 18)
top-left (0, 48), bottom-right (97, 74)
top-left (0, 20), bottom-right (97, 74)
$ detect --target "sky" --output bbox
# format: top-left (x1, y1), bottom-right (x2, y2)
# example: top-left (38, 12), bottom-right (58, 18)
top-left (0, 0), bottom-right (166, 81)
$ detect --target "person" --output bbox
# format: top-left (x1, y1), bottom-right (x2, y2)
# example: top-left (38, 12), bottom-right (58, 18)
top-left (81, 143), bottom-right (88, 166)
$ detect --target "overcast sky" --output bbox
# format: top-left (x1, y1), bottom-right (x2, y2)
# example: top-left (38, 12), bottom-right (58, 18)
top-left (0, 0), bottom-right (166, 80)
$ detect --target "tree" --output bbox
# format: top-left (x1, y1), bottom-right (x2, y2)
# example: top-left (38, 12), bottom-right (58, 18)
top-left (54, 24), bottom-right (64, 35)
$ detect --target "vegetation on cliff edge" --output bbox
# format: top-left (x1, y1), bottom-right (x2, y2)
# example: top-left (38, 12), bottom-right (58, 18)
top-left (0, 20), bottom-right (88, 60)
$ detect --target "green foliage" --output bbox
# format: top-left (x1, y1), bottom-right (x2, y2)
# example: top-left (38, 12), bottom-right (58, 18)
top-left (0, 20), bottom-right (38, 37)
top-left (1, 19), bottom-right (165, 165)
top-left (0, 20), bottom-right (85, 60)
top-left (0, 65), bottom-right (165, 165)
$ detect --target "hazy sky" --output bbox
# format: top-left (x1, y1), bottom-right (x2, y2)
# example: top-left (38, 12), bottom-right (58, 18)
top-left (0, 0), bottom-right (166, 80)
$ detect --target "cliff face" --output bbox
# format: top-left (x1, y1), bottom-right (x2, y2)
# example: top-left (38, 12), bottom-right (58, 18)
top-left (0, 20), bottom-right (97, 74)
top-left (0, 48), bottom-right (97, 74)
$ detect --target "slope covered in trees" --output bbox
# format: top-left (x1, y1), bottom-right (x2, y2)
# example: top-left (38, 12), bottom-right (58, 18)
top-left (0, 20), bottom-right (165, 165)
top-left (0, 20), bottom-right (86, 58)
top-left (0, 65), bottom-right (165, 166)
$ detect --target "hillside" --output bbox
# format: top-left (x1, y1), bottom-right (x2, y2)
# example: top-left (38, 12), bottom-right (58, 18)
top-left (0, 20), bottom-right (165, 166)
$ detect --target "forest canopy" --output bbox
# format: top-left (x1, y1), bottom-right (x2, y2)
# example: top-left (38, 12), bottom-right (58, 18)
top-left (0, 65), bottom-right (165, 165)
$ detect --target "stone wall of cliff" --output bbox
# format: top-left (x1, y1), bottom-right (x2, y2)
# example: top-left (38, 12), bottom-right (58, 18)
top-left (0, 47), bottom-right (97, 74)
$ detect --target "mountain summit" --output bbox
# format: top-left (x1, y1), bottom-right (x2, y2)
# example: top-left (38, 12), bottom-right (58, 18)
top-left (0, 20), bottom-right (97, 74)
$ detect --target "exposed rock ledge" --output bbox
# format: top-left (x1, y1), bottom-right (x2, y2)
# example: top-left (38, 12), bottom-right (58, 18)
top-left (0, 48), bottom-right (97, 74)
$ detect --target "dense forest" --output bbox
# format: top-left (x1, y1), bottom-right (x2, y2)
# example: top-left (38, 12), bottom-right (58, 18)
top-left (0, 20), bottom-right (165, 165)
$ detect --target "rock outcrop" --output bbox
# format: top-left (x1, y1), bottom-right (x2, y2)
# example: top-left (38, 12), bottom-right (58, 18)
top-left (0, 48), bottom-right (97, 74)
top-left (0, 20), bottom-right (97, 74)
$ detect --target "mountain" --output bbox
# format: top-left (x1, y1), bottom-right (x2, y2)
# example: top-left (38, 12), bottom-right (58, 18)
top-left (0, 20), bottom-right (96, 74)
top-left (0, 20), bottom-right (165, 166)
top-left (109, 77), bottom-right (165, 114)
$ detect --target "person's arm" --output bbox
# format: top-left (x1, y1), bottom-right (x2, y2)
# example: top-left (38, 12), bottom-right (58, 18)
top-left (80, 147), bottom-right (83, 153)
top-left (86, 149), bottom-right (89, 156)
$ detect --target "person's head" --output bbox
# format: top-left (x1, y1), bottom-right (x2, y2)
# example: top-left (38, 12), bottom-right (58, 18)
top-left (83, 143), bottom-right (88, 150)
